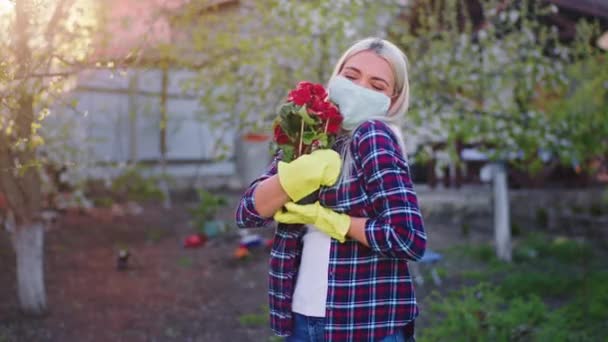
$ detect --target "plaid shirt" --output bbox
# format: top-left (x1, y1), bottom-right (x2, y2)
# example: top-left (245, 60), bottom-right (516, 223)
top-left (235, 120), bottom-right (427, 341)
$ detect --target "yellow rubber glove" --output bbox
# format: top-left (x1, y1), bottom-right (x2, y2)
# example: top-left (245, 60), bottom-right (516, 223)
top-left (277, 149), bottom-right (342, 202)
top-left (274, 201), bottom-right (351, 242)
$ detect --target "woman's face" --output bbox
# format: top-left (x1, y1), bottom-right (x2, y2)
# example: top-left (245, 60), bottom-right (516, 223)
top-left (339, 50), bottom-right (396, 100)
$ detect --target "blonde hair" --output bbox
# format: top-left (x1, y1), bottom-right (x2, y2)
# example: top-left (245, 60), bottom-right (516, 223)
top-left (329, 37), bottom-right (411, 181)
top-left (330, 37), bottom-right (410, 119)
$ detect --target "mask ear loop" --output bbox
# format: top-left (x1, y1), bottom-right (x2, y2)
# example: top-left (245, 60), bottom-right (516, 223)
top-left (388, 93), bottom-right (399, 115)
top-left (388, 79), bottom-right (405, 116)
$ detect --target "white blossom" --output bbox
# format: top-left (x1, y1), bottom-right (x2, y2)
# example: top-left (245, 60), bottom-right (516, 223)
top-left (508, 10), bottom-right (519, 23)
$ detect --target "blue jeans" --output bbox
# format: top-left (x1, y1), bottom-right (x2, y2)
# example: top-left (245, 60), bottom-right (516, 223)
top-left (285, 312), bottom-right (415, 342)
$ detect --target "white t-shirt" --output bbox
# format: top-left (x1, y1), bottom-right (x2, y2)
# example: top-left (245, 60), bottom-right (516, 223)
top-left (291, 225), bottom-right (331, 317)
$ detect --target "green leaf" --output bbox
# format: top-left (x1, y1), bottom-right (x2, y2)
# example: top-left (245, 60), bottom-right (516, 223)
top-left (279, 103), bottom-right (296, 117)
top-left (317, 134), bottom-right (328, 148)
top-left (302, 131), bottom-right (315, 145)
top-left (296, 105), bottom-right (316, 125)
top-left (280, 115), bottom-right (300, 138)
top-left (280, 144), bottom-right (295, 162)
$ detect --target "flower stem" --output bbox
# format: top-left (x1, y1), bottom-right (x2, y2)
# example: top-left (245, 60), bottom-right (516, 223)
top-left (324, 120), bottom-right (329, 134)
top-left (298, 118), bottom-right (304, 157)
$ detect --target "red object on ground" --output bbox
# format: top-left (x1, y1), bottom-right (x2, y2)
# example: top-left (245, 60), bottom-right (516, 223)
top-left (234, 246), bottom-right (250, 259)
top-left (184, 234), bottom-right (206, 248)
top-left (243, 133), bottom-right (270, 142)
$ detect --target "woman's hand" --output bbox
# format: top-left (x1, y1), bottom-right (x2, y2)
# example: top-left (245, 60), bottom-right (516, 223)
top-left (274, 201), bottom-right (350, 242)
top-left (277, 149), bottom-right (341, 202)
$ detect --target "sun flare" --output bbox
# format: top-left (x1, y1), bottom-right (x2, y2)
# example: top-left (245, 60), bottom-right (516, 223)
top-left (0, 0), bottom-right (14, 16)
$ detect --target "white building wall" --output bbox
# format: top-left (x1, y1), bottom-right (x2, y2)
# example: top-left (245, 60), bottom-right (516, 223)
top-left (49, 68), bottom-right (254, 188)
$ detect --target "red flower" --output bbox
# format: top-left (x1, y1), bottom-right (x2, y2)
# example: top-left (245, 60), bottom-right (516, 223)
top-left (326, 116), bottom-right (342, 134)
top-left (287, 81), bottom-right (328, 107)
top-left (273, 123), bottom-right (290, 144)
top-left (273, 81), bottom-right (344, 161)
top-left (311, 83), bottom-right (327, 99)
top-left (297, 81), bottom-right (314, 89)
top-left (314, 101), bottom-right (341, 121)
top-left (309, 97), bottom-right (328, 114)
top-left (327, 105), bottom-right (341, 120)
top-left (288, 88), bottom-right (311, 106)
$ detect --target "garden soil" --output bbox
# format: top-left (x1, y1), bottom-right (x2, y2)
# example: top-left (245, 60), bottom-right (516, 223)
top-left (0, 190), bottom-right (505, 341)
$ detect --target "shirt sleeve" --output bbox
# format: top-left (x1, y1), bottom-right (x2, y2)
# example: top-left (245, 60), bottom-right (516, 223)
top-left (235, 152), bottom-right (280, 229)
top-left (352, 120), bottom-right (427, 260)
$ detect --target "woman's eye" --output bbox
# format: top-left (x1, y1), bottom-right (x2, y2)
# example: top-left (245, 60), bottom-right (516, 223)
top-left (344, 74), bottom-right (356, 80)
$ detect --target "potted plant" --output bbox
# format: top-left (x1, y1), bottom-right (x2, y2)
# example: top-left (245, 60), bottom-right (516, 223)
top-left (189, 189), bottom-right (228, 238)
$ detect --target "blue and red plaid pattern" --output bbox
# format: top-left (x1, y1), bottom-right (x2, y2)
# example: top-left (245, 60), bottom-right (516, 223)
top-left (235, 120), bottom-right (427, 341)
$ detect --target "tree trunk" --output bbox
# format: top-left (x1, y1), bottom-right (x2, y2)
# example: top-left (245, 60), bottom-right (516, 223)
top-left (159, 64), bottom-right (172, 210)
top-left (492, 162), bottom-right (512, 262)
top-left (128, 72), bottom-right (139, 163)
top-left (10, 222), bottom-right (48, 316)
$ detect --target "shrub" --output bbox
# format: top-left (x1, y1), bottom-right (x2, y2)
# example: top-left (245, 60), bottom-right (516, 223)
top-left (536, 271), bottom-right (608, 342)
top-left (190, 189), bottom-right (227, 226)
top-left (499, 271), bottom-right (575, 298)
top-left (420, 283), bottom-right (547, 342)
top-left (111, 166), bottom-right (164, 201)
top-left (535, 208), bottom-right (548, 228)
top-left (588, 202), bottom-right (605, 217)
top-left (466, 244), bottom-right (497, 263)
top-left (519, 233), bottom-right (592, 264)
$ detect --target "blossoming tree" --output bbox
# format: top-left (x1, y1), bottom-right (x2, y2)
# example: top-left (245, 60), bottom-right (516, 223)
top-left (173, 0), bottom-right (404, 133)
top-left (0, 0), bottom-right (108, 315)
top-left (393, 0), bottom-right (606, 260)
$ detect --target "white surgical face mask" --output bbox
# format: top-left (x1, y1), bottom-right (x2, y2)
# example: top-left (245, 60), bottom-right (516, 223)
top-left (328, 75), bottom-right (391, 131)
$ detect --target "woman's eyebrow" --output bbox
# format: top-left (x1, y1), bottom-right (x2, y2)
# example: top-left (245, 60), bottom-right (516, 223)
top-left (344, 66), bottom-right (389, 87)
top-left (343, 66), bottom-right (361, 74)
top-left (343, 66), bottom-right (390, 87)
top-left (370, 77), bottom-right (390, 87)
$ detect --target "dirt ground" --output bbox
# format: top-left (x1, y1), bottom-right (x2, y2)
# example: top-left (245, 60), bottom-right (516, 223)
top-left (0, 192), bottom-right (278, 342)
top-left (0, 190), bottom-right (501, 342)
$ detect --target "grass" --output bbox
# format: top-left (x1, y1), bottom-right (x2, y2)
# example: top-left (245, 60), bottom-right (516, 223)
top-left (92, 196), bottom-right (114, 208)
top-left (0, 329), bottom-right (9, 342)
top-left (145, 228), bottom-right (166, 243)
top-left (420, 231), bottom-right (607, 342)
top-left (421, 284), bottom-right (547, 342)
top-left (164, 327), bottom-right (179, 338)
top-left (519, 232), bottom-right (593, 263)
top-left (535, 207), bottom-right (549, 228)
top-left (499, 270), bottom-right (576, 298)
top-left (177, 256), bottom-right (193, 268)
top-left (238, 305), bottom-right (269, 327)
top-left (464, 244), bottom-right (496, 263)
top-left (238, 313), bottom-right (268, 327)
top-left (460, 270), bottom-right (486, 281)
top-left (535, 272), bottom-right (608, 341)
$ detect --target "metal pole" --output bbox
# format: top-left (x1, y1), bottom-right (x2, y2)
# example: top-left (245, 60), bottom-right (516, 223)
top-left (493, 161), bottom-right (512, 262)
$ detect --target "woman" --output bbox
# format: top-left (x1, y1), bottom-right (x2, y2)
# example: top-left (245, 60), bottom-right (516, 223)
top-left (236, 37), bottom-right (426, 342)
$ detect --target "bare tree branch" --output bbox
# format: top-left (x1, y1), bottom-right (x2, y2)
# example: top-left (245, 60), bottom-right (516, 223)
top-left (51, 54), bottom-right (85, 67)
top-left (42, 0), bottom-right (75, 74)
top-left (45, 0), bottom-right (74, 42)
top-left (0, 97), bottom-right (18, 111)
top-left (13, 72), bottom-right (72, 80)
top-left (45, 90), bottom-right (89, 117)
